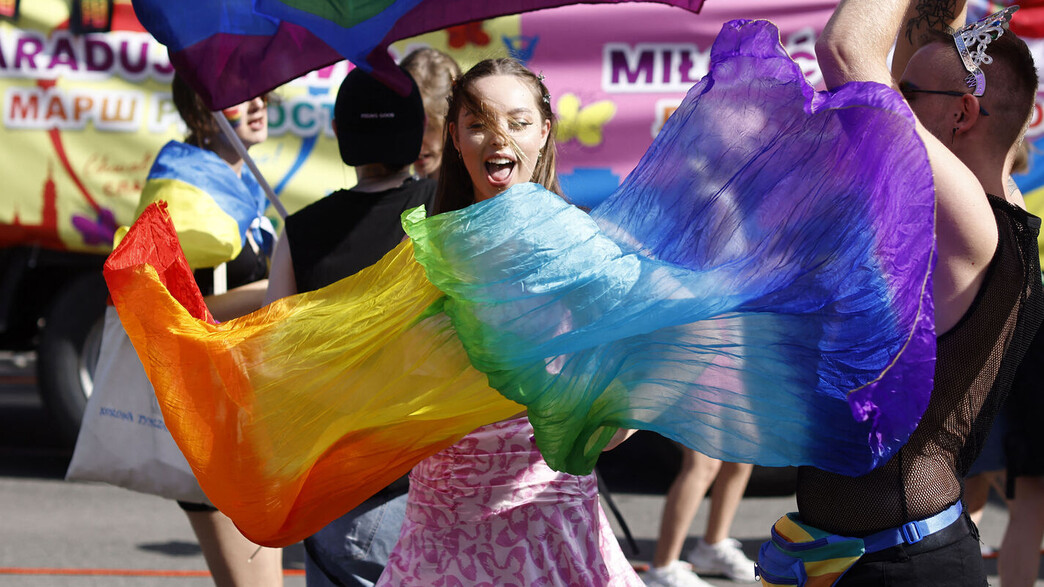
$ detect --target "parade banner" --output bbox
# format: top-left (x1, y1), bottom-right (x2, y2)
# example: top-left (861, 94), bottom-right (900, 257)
top-left (523, 2), bottom-right (838, 206)
top-left (1, 0), bottom-right (840, 253)
top-left (0, 0), bottom-right (343, 252)
top-left (380, 1), bottom-right (839, 206)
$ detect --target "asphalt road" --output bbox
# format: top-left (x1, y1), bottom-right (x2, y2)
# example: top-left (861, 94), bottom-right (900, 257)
top-left (1, 351), bottom-right (1038, 586)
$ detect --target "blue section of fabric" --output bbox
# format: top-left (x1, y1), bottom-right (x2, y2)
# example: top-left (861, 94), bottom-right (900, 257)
top-left (254, 0), bottom-right (424, 73)
top-left (131, 0), bottom-right (280, 51)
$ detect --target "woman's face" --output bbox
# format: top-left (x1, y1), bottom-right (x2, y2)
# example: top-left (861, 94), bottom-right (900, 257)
top-left (414, 120), bottom-right (444, 179)
top-left (450, 75), bottom-right (551, 203)
top-left (221, 96), bottom-right (268, 149)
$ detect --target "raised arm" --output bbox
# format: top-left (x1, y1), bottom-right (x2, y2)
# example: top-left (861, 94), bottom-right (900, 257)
top-left (817, 0), bottom-right (910, 90)
top-left (892, 2), bottom-right (968, 82)
top-left (817, 0), bottom-right (998, 335)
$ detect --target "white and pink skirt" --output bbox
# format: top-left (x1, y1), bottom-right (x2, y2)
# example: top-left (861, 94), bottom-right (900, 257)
top-left (377, 416), bottom-right (642, 586)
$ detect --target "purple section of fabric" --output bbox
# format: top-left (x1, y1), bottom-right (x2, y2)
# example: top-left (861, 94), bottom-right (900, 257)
top-left (173, 23), bottom-right (342, 109)
top-left (599, 19), bottom-right (937, 466)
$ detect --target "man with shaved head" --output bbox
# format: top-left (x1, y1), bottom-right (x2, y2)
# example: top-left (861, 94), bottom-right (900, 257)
top-left (759, 2), bottom-right (1044, 585)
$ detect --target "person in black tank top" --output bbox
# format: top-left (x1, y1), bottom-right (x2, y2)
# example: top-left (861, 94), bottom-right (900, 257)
top-left (264, 66), bottom-right (435, 587)
top-left (770, 3), bottom-right (1044, 585)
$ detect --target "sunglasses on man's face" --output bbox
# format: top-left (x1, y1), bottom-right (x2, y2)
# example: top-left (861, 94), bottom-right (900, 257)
top-left (897, 81), bottom-right (990, 116)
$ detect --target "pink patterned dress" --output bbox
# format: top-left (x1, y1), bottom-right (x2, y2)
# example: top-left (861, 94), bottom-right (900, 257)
top-left (376, 417), bottom-right (642, 586)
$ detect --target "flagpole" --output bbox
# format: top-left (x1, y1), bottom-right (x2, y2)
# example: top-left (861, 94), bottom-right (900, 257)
top-left (211, 111), bottom-right (288, 219)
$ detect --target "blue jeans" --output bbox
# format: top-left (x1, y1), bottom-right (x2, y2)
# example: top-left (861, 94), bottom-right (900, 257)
top-left (304, 489), bottom-right (408, 587)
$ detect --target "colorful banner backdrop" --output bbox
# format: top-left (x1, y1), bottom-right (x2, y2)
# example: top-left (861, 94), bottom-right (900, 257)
top-left (0, 0), bottom-right (344, 253)
top-left (2, 1), bottom-right (841, 252)
top-left (523, 2), bottom-right (838, 206)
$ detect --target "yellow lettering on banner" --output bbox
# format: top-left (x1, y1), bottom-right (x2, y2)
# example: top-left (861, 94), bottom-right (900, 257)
top-left (73, 95), bottom-right (95, 121)
top-left (9, 93), bottom-right (39, 120)
top-left (45, 95), bottom-right (68, 121)
top-left (101, 96), bottom-right (135, 123)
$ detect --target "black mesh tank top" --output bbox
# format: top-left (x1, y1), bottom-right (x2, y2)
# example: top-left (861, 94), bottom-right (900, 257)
top-left (796, 195), bottom-right (1044, 535)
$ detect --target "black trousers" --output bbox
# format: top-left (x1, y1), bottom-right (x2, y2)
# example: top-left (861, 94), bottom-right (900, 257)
top-left (838, 513), bottom-right (986, 586)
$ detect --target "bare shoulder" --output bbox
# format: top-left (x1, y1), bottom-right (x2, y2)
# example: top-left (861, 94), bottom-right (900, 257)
top-left (916, 123), bottom-right (998, 334)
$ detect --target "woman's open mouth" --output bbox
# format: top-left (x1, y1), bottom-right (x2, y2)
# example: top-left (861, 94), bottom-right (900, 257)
top-left (485, 157), bottom-right (515, 186)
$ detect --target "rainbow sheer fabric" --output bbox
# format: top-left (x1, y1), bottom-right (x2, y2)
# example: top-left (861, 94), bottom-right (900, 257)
top-left (107, 215), bottom-right (524, 544)
top-left (106, 20), bottom-right (936, 546)
top-left (409, 20), bottom-right (937, 476)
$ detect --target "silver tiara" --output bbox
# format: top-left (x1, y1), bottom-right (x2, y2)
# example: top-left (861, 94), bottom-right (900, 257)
top-left (953, 6), bottom-right (1019, 96)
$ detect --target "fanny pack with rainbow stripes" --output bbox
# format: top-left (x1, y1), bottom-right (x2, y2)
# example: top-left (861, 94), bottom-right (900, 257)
top-left (756, 502), bottom-right (964, 586)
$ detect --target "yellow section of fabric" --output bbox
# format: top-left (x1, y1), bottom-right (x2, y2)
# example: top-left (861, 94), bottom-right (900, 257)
top-left (136, 178), bottom-right (243, 269)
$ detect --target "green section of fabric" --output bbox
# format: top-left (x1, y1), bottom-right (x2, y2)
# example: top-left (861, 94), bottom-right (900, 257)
top-left (277, 0), bottom-right (396, 27)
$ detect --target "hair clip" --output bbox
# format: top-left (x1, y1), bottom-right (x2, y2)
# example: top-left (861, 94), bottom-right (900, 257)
top-left (953, 5), bottom-right (1018, 97)
top-left (537, 73), bottom-right (546, 82)
top-left (542, 93), bottom-right (551, 104)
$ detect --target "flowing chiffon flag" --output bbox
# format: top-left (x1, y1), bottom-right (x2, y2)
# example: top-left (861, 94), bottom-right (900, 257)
top-left (107, 203), bottom-right (524, 545)
top-left (107, 20), bottom-right (936, 546)
top-left (130, 0), bottom-right (705, 109)
top-left (410, 19), bottom-right (936, 476)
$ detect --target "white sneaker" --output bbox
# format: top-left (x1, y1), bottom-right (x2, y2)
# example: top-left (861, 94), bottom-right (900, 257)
top-left (642, 560), bottom-right (715, 587)
top-left (687, 538), bottom-right (758, 583)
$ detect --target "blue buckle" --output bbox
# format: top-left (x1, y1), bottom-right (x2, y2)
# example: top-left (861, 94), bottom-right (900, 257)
top-left (900, 521), bottom-right (923, 544)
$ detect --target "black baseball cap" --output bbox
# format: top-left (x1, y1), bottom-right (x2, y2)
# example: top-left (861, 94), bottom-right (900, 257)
top-left (334, 67), bottom-right (425, 168)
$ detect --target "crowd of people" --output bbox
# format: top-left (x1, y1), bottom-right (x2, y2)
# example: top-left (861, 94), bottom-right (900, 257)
top-left (83, 0), bottom-right (1044, 585)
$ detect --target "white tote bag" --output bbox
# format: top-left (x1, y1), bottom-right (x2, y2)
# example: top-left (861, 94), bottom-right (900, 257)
top-left (66, 306), bottom-right (210, 504)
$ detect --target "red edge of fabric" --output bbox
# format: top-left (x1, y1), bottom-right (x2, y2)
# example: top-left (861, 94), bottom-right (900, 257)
top-left (103, 202), bottom-right (216, 324)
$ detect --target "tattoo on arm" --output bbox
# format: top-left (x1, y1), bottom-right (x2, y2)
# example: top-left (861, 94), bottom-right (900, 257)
top-left (904, 0), bottom-right (958, 44)
top-left (1008, 176), bottom-right (1020, 198)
